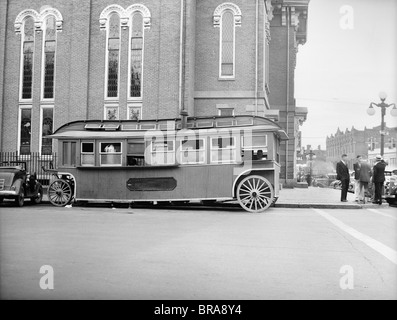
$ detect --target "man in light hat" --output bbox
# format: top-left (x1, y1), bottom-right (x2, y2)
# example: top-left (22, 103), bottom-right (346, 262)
top-left (372, 155), bottom-right (387, 204)
top-left (353, 155), bottom-right (362, 202)
top-left (358, 157), bottom-right (372, 203)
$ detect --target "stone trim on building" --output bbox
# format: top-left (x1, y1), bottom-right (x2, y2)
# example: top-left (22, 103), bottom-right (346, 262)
top-left (99, 4), bottom-right (151, 30)
top-left (213, 2), bottom-right (242, 27)
top-left (14, 7), bottom-right (63, 34)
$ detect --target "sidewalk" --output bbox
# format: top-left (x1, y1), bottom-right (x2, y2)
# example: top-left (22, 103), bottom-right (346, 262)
top-left (276, 186), bottom-right (380, 209)
top-left (41, 186), bottom-right (388, 209)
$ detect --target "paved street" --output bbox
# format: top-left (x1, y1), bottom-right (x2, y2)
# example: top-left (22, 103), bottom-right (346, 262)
top-left (0, 202), bottom-right (396, 300)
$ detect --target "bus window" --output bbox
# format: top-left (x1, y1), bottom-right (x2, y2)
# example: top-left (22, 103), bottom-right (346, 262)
top-left (62, 141), bottom-right (76, 167)
top-left (180, 138), bottom-right (205, 164)
top-left (81, 142), bottom-right (95, 166)
top-left (100, 142), bottom-right (122, 166)
top-left (150, 139), bottom-right (175, 165)
top-left (242, 135), bottom-right (268, 160)
top-left (127, 141), bottom-right (145, 166)
top-left (210, 136), bottom-right (236, 164)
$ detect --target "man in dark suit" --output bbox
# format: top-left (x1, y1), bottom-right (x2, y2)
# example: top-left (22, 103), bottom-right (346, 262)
top-left (336, 154), bottom-right (350, 202)
top-left (372, 155), bottom-right (387, 205)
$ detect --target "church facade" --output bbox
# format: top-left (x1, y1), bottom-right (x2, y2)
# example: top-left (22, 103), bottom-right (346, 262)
top-left (0, 0), bottom-right (309, 183)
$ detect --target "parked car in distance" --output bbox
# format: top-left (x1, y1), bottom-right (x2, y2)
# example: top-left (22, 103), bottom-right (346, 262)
top-left (327, 173), bottom-right (337, 184)
top-left (330, 180), bottom-right (341, 189)
top-left (329, 172), bottom-right (355, 193)
top-left (0, 162), bottom-right (43, 207)
top-left (385, 169), bottom-right (397, 205)
top-left (312, 174), bottom-right (329, 187)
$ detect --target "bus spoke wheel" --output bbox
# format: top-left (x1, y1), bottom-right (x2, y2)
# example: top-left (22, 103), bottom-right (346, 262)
top-left (237, 175), bottom-right (274, 213)
top-left (48, 179), bottom-right (72, 207)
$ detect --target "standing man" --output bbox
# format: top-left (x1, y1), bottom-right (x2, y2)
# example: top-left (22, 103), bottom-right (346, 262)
top-left (358, 158), bottom-right (372, 203)
top-left (372, 155), bottom-right (387, 205)
top-left (353, 155), bottom-right (362, 202)
top-left (336, 154), bottom-right (350, 202)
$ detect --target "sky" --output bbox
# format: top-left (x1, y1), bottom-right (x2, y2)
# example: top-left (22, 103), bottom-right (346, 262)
top-left (295, 0), bottom-right (397, 150)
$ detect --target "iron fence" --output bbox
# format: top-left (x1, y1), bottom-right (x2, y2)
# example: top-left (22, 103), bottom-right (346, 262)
top-left (0, 152), bottom-right (57, 186)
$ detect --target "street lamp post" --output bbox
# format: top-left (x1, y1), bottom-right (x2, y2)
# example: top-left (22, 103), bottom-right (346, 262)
top-left (304, 148), bottom-right (316, 186)
top-left (367, 92), bottom-right (397, 156)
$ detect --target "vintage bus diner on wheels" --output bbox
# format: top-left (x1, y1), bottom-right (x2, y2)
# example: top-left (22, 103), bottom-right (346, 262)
top-left (45, 115), bottom-right (288, 213)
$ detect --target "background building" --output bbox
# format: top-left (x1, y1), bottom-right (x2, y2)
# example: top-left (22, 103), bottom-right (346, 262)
top-left (326, 125), bottom-right (397, 169)
top-left (0, 0), bottom-right (310, 184)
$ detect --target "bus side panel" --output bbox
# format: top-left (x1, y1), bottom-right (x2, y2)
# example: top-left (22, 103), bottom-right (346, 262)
top-left (73, 165), bottom-right (235, 201)
top-left (178, 165), bottom-right (234, 199)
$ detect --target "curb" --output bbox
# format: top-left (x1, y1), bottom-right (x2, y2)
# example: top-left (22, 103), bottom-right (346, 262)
top-left (274, 203), bottom-right (362, 209)
top-left (39, 198), bottom-right (365, 210)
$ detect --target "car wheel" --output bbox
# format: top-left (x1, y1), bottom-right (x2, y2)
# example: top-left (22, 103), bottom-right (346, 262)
top-left (31, 186), bottom-right (43, 204)
top-left (15, 191), bottom-right (24, 207)
top-left (0, 197), bottom-right (3, 204)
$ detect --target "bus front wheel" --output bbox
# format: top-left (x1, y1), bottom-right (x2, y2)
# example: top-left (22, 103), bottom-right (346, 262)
top-left (237, 175), bottom-right (274, 213)
top-left (48, 179), bottom-right (72, 207)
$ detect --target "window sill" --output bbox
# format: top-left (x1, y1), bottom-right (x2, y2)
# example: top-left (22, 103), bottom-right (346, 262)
top-left (18, 101), bottom-right (33, 106)
top-left (40, 100), bottom-right (55, 105)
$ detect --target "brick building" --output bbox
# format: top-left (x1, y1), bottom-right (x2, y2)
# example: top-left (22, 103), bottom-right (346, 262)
top-left (0, 0), bottom-right (309, 184)
top-left (326, 125), bottom-right (397, 169)
top-left (368, 147), bottom-right (397, 169)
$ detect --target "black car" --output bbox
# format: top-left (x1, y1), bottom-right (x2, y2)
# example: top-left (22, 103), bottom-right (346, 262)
top-left (0, 163), bottom-right (43, 207)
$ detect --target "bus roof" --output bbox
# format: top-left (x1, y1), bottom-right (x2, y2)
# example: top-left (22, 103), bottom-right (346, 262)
top-left (50, 115), bottom-right (289, 140)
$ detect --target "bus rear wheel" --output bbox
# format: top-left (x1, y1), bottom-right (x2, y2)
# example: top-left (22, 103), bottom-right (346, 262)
top-left (237, 175), bottom-right (274, 213)
top-left (48, 179), bottom-right (72, 207)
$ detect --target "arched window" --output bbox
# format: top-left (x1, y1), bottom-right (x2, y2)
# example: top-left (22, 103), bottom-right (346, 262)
top-left (100, 4), bottom-right (151, 120)
top-left (106, 13), bottom-right (121, 99)
top-left (15, 7), bottom-right (62, 155)
top-left (213, 3), bottom-right (242, 79)
top-left (18, 16), bottom-right (35, 154)
top-left (42, 15), bottom-right (57, 100)
top-left (129, 12), bottom-right (143, 99)
top-left (21, 16), bottom-right (35, 100)
top-left (220, 10), bottom-right (234, 77)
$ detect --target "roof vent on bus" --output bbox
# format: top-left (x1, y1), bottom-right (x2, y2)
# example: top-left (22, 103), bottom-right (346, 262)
top-left (84, 124), bottom-right (103, 130)
top-left (102, 124), bottom-right (120, 131)
top-left (84, 123), bottom-right (120, 131)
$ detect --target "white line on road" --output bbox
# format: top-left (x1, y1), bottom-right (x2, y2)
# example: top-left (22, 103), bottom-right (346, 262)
top-left (313, 209), bottom-right (397, 265)
top-left (366, 208), bottom-right (397, 221)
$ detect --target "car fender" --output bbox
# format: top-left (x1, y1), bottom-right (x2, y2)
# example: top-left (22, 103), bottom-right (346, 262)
top-left (11, 179), bottom-right (24, 194)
